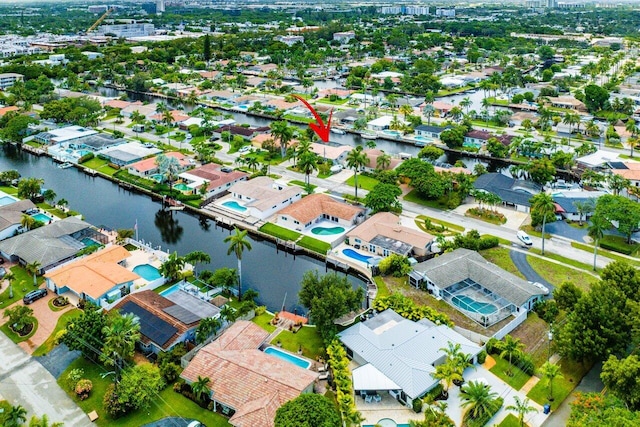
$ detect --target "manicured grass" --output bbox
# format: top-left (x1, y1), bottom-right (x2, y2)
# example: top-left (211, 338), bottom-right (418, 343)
top-left (480, 247), bottom-right (526, 279)
top-left (416, 214), bottom-right (465, 232)
top-left (32, 309), bottom-right (81, 357)
top-left (571, 241), bottom-right (640, 267)
top-left (271, 325), bottom-right (324, 360)
top-left (600, 234), bottom-right (640, 256)
top-left (489, 355), bottom-right (531, 391)
top-left (258, 223), bottom-right (301, 241)
top-left (297, 236), bottom-right (331, 254)
top-left (526, 254), bottom-right (596, 290)
top-left (0, 185), bottom-right (17, 195)
top-left (282, 114), bottom-right (315, 123)
top-left (373, 276), bottom-right (390, 298)
top-left (289, 180), bottom-right (317, 191)
top-left (59, 357), bottom-right (231, 427)
top-left (316, 97), bottom-right (349, 105)
top-left (345, 174), bottom-right (380, 192)
top-left (252, 312), bottom-right (276, 333)
top-left (485, 235), bottom-right (512, 246)
top-left (465, 208), bottom-right (507, 225)
top-left (498, 413), bottom-right (525, 427)
top-left (528, 248), bottom-right (597, 275)
top-left (0, 266), bottom-right (44, 307)
top-left (48, 297), bottom-right (70, 312)
top-left (520, 225), bottom-right (551, 239)
top-left (527, 358), bottom-right (591, 411)
top-left (0, 318), bottom-right (38, 344)
top-left (81, 157), bottom-right (118, 176)
top-left (403, 190), bottom-right (446, 209)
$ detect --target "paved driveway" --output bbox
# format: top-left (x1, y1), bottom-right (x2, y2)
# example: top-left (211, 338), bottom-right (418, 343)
top-left (510, 249), bottom-right (555, 293)
top-left (545, 221), bottom-right (587, 242)
top-left (0, 331), bottom-right (92, 426)
top-left (35, 343), bottom-right (81, 379)
top-left (142, 418), bottom-right (200, 427)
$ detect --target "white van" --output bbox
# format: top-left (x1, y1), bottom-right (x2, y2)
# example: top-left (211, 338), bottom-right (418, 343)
top-left (517, 230), bottom-right (533, 246)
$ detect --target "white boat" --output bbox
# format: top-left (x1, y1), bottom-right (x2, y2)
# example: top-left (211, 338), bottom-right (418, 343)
top-left (360, 132), bottom-right (378, 140)
top-left (169, 205), bottom-right (185, 211)
top-left (330, 128), bottom-right (346, 135)
top-left (58, 162), bottom-right (73, 169)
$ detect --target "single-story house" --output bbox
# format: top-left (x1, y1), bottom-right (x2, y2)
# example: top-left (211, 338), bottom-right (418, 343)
top-left (464, 129), bottom-right (493, 148)
top-left (179, 164), bottom-right (249, 200)
top-left (0, 199), bottom-right (35, 241)
top-left (111, 290), bottom-right (204, 354)
top-left (367, 115), bottom-right (394, 131)
top-left (576, 150), bottom-right (619, 172)
top-left (473, 173), bottom-right (541, 213)
top-left (552, 191), bottom-right (604, 221)
top-left (120, 103), bottom-right (157, 119)
top-left (181, 321), bottom-right (317, 427)
top-left (346, 212), bottom-right (434, 258)
top-left (310, 143), bottom-right (351, 165)
top-left (127, 152), bottom-right (190, 178)
top-left (277, 193), bottom-right (364, 232)
top-left (0, 217), bottom-right (107, 273)
top-left (33, 125), bottom-right (98, 145)
top-left (414, 125), bottom-right (452, 139)
top-left (409, 248), bottom-right (546, 326)
top-left (362, 149), bottom-right (402, 172)
top-left (338, 309), bottom-right (481, 408)
top-left (149, 110), bottom-right (190, 124)
top-left (547, 96), bottom-right (586, 112)
top-left (44, 245), bottom-right (139, 307)
top-left (212, 125), bottom-right (257, 141)
top-left (224, 177), bottom-right (302, 220)
top-left (610, 161), bottom-right (640, 191)
top-left (98, 142), bottom-right (162, 167)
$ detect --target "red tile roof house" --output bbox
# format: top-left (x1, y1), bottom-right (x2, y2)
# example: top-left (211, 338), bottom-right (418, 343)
top-left (126, 152), bottom-right (190, 178)
top-left (179, 163), bottom-right (249, 200)
top-left (213, 125), bottom-right (258, 141)
top-left (362, 149), bottom-right (402, 173)
top-left (276, 193), bottom-right (365, 232)
top-left (181, 321), bottom-right (317, 427)
top-left (149, 110), bottom-right (190, 124)
top-left (464, 129), bottom-right (493, 149)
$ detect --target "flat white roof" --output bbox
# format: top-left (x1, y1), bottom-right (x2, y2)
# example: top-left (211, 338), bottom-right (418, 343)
top-left (48, 126), bottom-right (98, 142)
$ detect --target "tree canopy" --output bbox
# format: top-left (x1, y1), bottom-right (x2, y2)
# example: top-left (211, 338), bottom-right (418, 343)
top-left (274, 393), bottom-right (341, 427)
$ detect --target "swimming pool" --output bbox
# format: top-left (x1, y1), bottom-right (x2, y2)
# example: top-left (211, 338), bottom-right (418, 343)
top-left (150, 174), bottom-right (164, 183)
top-left (452, 294), bottom-right (497, 315)
top-left (264, 347), bottom-right (311, 369)
top-left (236, 105), bottom-right (249, 110)
top-left (133, 264), bottom-right (162, 281)
top-left (159, 283), bottom-right (180, 297)
top-left (31, 213), bottom-right (52, 223)
top-left (222, 200), bottom-right (247, 212)
top-left (363, 419), bottom-right (409, 427)
top-left (0, 196), bottom-right (17, 206)
top-left (174, 183), bottom-right (191, 191)
top-left (342, 248), bottom-right (372, 263)
top-left (382, 130), bottom-right (402, 137)
top-left (81, 237), bottom-right (101, 248)
top-left (414, 135), bottom-right (434, 143)
top-left (311, 226), bottom-right (345, 236)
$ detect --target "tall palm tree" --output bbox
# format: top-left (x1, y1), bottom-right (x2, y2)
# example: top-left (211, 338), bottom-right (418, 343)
top-left (219, 305), bottom-right (237, 323)
top-left (20, 214), bottom-right (36, 231)
top-left (541, 362), bottom-right (563, 401)
top-left (530, 192), bottom-right (555, 255)
top-left (101, 312), bottom-right (141, 381)
top-left (506, 396), bottom-right (537, 427)
top-left (422, 104), bottom-right (435, 126)
top-left (191, 375), bottom-right (211, 402)
top-left (626, 118), bottom-right (638, 157)
top-left (460, 97), bottom-right (472, 115)
top-left (346, 146), bottom-right (369, 199)
top-left (399, 104), bottom-right (413, 120)
top-left (224, 228), bottom-right (252, 299)
top-left (270, 120), bottom-right (294, 159)
top-left (159, 251), bottom-right (185, 281)
top-left (588, 215), bottom-right (610, 271)
top-left (297, 151), bottom-right (318, 186)
top-left (4, 404), bottom-right (27, 427)
top-left (500, 335), bottom-right (525, 376)
top-left (376, 152), bottom-right (391, 170)
top-left (184, 250), bottom-right (211, 278)
top-left (460, 381), bottom-right (498, 420)
top-left (25, 261), bottom-right (41, 287)
top-left (195, 317), bottom-right (221, 343)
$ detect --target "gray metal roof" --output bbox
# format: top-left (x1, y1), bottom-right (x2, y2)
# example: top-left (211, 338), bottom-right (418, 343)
top-left (338, 309), bottom-right (481, 399)
top-left (412, 248), bottom-right (543, 306)
top-left (165, 289), bottom-right (220, 319)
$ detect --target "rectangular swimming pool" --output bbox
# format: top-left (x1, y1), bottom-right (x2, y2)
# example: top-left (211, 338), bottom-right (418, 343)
top-left (0, 196), bottom-right (17, 206)
top-left (264, 347), bottom-right (311, 369)
top-left (31, 213), bottom-right (52, 223)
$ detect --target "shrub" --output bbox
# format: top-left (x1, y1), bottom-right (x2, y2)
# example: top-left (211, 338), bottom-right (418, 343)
top-left (159, 361), bottom-right (181, 383)
top-left (255, 305), bottom-right (266, 316)
top-left (378, 254), bottom-right (412, 277)
top-left (515, 352), bottom-right (535, 375)
top-left (173, 378), bottom-right (186, 393)
top-left (533, 300), bottom-right (559, 324)
top-left (478, 236), bottom-right (499, 250)
top-left (103, 384), bottom-right (128, 418)
top-left (66, 368), bottom-right (84, 391)
top-left (462, 397), bottom-right (503, 427)
top-left (485, 337), bottom-right (502, 355)
top-left (412, 397), bottom-right (423, 413)
top-left (424, 383), bottom-right (444, 402)
top-left (78, 152), bottom-right (94, 164)
top-left (477, 350), bottom-right (487, 364)
top-left (75, 379), bottom-right (93, 400)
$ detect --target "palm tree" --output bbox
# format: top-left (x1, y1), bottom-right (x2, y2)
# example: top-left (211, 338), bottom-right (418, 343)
top-left (573, 200), bottom-right (593, 226)
top-left (224, 228), bottom-right (252, 299)
top-left (399, 104), bottom-right (413, 120)
top-left (541, 362), bottom-right (563, 401)
top-left (159, 251), bottom-right (185, 281)
top-left (191, 375), bottom-right (211, 402)
top-left (460, 381), bottom-right (498, 420)
top-left (530, 192), bottom-right (555, 255)
top-left (28, 414), bottom-right (64, 427)
top-left (195, 317), bottom-right (221, 344)
top-left (588, 215), bottom-right (610, 271)
top-left (345, 146), bottom-right (369, 199)
top-left (506, 396), bottom-right (537, 427)
top-left (156, 153), bottom-right (182, 193)
top-left (219, 305), bottom-right (237, 323)
top-left (297, 151), bottom-right (318, 186)
top-left (4, 305), bottom-right (35, 333)
top-left (270, 120), bottom-right (294, 159)
top-left (184, 250), bottom-right (211, 278)
top-left (500, 335), bottom-right (525, 376)
top-left (25, 261), bottom-right (41, 287)
top-left (432, 361), bottom-right (462, 399)
top-left (20, 214), bottom-right (36, 231)
top-left (626, 118), bottom-right (638, 157)
top-left (460, 97), bottom-right (472, 115)
top-left (4, 404), bottom-right (27, 427)
top-left (101, 312), bottom-right (141, 381)
top-left (376, 152), bottom-right (391, 171)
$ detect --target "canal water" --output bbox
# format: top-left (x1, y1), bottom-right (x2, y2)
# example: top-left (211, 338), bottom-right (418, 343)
top-left (0, 146), bottom-right (366, 315)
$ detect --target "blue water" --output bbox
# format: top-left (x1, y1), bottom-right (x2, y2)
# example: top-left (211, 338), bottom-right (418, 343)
top-left (32, 213), bottom-right (52, 223)
top-left (160, 283), bottom-right (180, 297)
top-left (222, 200), bottom-right (247, 212)
top-left (414, 136), bottom-right (433, 142)
top-left (264, 347), bottom-right (311, 369)
top-left (81, 237), bottom-right (101, 248)
top-left (311, 226), bottom-right (345, 236)
top-left (133, 264), bottom-right (162, 281)
top-left (342, 248), bottom-right (372, 263)
top-left (452, 295), bottom-right (497, 314)
top-left (382, 130), bottom-right (401, 137)
top-left (78, 150), bottom-right (91, 157)
top-left (0, 196), bottom-right (17, 206)
top-left (236, 105), bottom-right (248, 110)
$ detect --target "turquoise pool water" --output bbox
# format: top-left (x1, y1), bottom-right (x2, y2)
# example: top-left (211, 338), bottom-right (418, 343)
top-left (150, 174), bottom-right (164, 183)
top-left (174, 183), bottom-right (190, 191)
top-left (31, 213), bottom-right (52, 223)
top-left (133, 264), bottom-right (162, 281)
top-left (382, 130), bottom-right (401, 137)
top-left (311, 226), bottom-right (345, 235)
top-left (264, 347), bottom-right (311, 369)
top-left (452, 294), bottom-right (497, 315)
top-left (363, 419), bottom-right (409, 427)
top-left (342, 248), bottom-right (372, 263)
top-left (0, 196), bottom-right (17, 206)
top-left (78, 150), bottom-right (91, 157)
top-left (414, 135), bottom-right (434, 142)
top-left (222, 200), bottom-right (247, 212)
top-left (81, 237), bottom-right (101, 248)
top-left (236, 105), bottom-right (248, 110)
top-left (160, 283), bottom-right (180, 297)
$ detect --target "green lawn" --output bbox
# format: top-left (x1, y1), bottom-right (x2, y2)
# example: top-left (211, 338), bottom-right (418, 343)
top-left (480, 247), bottom-right (526, 280)
top-left (571, 241), bottom-right (640, 267)
top-left (32, 309), bottom-right (81, 357)
top-left (528, 248), bottom-right (597, 276)
top-left (600, 234), bottom-right (640, 256)
top-left (526, 255), bottom-right (596, 291)
top-left (498, 413), bottom-right (525, 427)
top-left (258, 223), bottom-right (301, 241)
top-left (271, 325), bottom-right (324, 360)
top-left (297, 236), bottom-right (331, 254)
top-left (316, 98), bottom-right (349, 105)
top-left (403, 190), bottom-right (447, 209)
top-left (527, 358), bottom-right (590, 411)
top-left (415, 214), bottom-right (465, 232)
top-left (489, 355), bottom-right (531, 391)
top-left (58, 358), bottom-right (231, 427)
top-left (373, 276), bottom-right (390, 298)
top-left (0, 318), bottom-right (38, 343)
top-left (345, 175), bottom-right (380, 192)
top-left (0, 266), bottom-right (44, 308)
top-left (81, 157), bottom-right (119, 176)
top-left (0, 186), bottom-right (17, 195)
top-left (252, 312), bottom-right (277, 333)
top-left (289, 180), bottom-right (317, 191)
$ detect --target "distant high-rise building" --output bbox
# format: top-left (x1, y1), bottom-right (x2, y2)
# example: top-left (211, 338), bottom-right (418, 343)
top-left (547, 0), bottom-right (558, 8)
top-left (87, 5), bottom-right (109, 14)
top-left (156, 0), bottom-right (165, 14)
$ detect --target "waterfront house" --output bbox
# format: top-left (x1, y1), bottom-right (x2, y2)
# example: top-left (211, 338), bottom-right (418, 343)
top-left (120, 103), bottom-right (157, 120)
top-left (111, 290), bottom-right (206, 354)
top-left (414, 125), bottom-right (452, 139)
top-left (547, 96), bottom-right (586, 112)
top-left (0, 199), bottom-right (36, 241)
top-left (277, 193), bottom-right (364, 232)
top-left (98, 142), bottom-right (162, 167)
top-left (366, 115), bottom-right (394, 132)
top-left (473, 173), bottom-right (541, 212)
top-left (0, 217), bottom-right (107, 273)
top-left (610, 161), bottom-right (640, 193)
top-left (409, 248), bottom-right (546, 327)
top-left (346, 212), bottom-right (434, 258)
top-left (338, 309), bottom-right (481, 408)
top-left (225, 177), bottom-right (302, 221)
top-left (127, 152), bottom-right (190, 178)
top-left (149, 110), bottom-right (190, 125)
top-left (362, 149), bottom-right (402, 172)
top-left (310, 143), bottom-right (351, 165)
top-left (552, 190), bottom-right (604, 221)
top-left (44, 245), bottom-right (139, 307)
top-left (464, 129), bottom-right (492, 148)
top-left (179, 163), bottom-right (249, 200)
top-left (575, 150), bottom-right (618, 172)
top-left (181, 321), bottom-right (317, 427)
top-left (33, 125), bottom-right (98, 146)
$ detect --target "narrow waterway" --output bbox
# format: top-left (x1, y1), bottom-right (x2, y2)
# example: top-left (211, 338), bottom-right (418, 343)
top-left (0, 146), bottom-right (367, 315)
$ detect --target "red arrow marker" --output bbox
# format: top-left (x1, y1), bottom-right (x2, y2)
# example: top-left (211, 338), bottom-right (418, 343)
top-left (293, 94), bottom-right (332, 142)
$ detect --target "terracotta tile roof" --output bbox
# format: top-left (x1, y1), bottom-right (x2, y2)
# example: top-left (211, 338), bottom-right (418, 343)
top-left (186, 163), bottom-right (248, 190)
top-left (0, 105), bottom-right (19, 116)
top-left (265, 98), bottom-right (301, 111)
top-left (111, 290), bottom-right (199, 350)
top-left (149, 110), bottom-right (190, 123)
top-left (364, 149), bottom-right (401, 170)
top-left (279, 194), bottom-right (363, 225)
top-left (128, 152), bottom-right (189, 173)
top-left (44, 245), bottom-right (139, 300)
top-left (229, 391), bottom-right (283, 427)
top-left (104, 99), bottom-right (135, 110)
top-left (347, 212), bottom-right (434, 251)
top-left (310, 143), bottom-right (350, 160)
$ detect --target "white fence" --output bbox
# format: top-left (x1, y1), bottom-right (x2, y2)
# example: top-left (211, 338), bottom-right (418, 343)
top-left (492, 310), bottom-right (528, 340)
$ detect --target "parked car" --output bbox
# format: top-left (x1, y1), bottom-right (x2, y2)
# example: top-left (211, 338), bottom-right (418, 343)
top-left (330, 164), bottom-right (343, 174)
top-left (238, 146), bottom-right (251, 154)
top-left (517, 230), bottom-right (533, 246)
top-left (0, 266), bottom-right (5, 278)
top-left (23, 288), bottom-right (48, 305)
